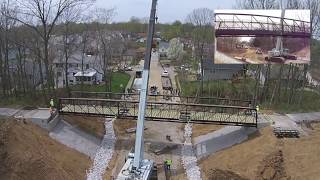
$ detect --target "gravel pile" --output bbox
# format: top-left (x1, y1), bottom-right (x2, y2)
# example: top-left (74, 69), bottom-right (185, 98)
top-left (181, 123), bottom-right (202, 180)
top-left (87, 119), bottom-right (116, 180)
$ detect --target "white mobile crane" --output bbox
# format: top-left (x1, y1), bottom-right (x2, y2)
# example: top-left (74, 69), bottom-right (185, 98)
top-left (117, 0), bottom-right (158, 179)
top-left (265, 0), bottom-right (297, 62)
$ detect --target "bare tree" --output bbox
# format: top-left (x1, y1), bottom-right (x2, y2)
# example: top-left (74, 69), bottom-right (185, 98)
top-left (93, 7), bottom-right (116, 24)
top-left (304, 0), bottom-right (320, 37)
top-left (12, 26), bottom-right (30, 96)
top-left (58, 5), bottom-right (83, 94)
top-left (9, 0), bottom-right (94, 94)
top-left (236, 0), bottom-right (279, 9)
top-left (186, 8), bottom-right (214, 95)
top-left (186, 8), bottom-right (214, 27)
top-left (92, 7), bottom-right (117, 92)
top-left (0, 0), bottom-right (17, 96)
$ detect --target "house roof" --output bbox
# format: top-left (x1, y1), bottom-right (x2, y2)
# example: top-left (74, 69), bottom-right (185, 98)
top-left (203, 59), bottom-right (244, 70)
top-left (159, 42), bottom-right (169, 49)
top-left (74, 69), bottom-right (97, 77)
top-left (53, 52), bottom-right (98, 64)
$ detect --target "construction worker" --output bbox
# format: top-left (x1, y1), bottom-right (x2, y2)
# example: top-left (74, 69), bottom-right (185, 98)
top-left (256, 105), bottom-right (260, 112)
top-left (50, 99), bottom-right (55, 115)
top-left (164, 159), bottom-right (172, 170)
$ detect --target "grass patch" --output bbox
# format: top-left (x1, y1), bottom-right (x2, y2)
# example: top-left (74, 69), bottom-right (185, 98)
top-left (261, 90), bottom-right (320, 113)
top-left (0, 72), bottom-right (130, 107)
top-left (179, 75), bottom-right (256, 100)
top-left (0, 96), bottom-right (47, 108)
top-left (70, 72), bottom-right (130, 93)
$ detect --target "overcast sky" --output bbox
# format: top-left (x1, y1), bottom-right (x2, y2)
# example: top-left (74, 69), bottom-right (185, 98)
top-left (95, 0), bottom-right (237, 23)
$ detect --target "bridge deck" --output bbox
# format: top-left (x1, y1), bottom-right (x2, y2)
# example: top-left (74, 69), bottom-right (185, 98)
top-left (59, 98), bottom-right (258, 127)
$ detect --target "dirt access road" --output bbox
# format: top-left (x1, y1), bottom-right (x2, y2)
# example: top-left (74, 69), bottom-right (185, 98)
top-left (215, 50), bottom-right (244, 64)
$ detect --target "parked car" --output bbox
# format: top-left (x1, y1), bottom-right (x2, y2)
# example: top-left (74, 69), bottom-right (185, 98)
top-left (162, 70), bottom-right (169, 77)
top-left (124, 65), bottom-right (133, 71)
top-left (150, 86), bottom-right (158, 96)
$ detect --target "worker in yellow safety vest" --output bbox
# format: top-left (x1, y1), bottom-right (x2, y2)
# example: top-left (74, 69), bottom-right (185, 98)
top-left (49, 99), bottom-right (55, 115)
top-left (256, 105), bottom-right (260, 112)
top-left (164, 159), bottom-right (172, 170)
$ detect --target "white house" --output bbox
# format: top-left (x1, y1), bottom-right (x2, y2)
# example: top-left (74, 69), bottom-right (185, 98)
top-left (74, 68), bottom-right (99, 85)
top-left (53, 52), bottom-right (103, 88)
top-left (159, 41), bottom-right (170, 58)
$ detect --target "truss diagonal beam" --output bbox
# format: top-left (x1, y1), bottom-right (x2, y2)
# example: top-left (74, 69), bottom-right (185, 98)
top-left (58, 98), bottom-right (258, 127)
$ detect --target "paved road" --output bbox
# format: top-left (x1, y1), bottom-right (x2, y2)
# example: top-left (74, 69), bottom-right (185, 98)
top-left (286, 112), bottom-right (320, 123)
top-left (149, 52), bottom-right (164, 93)
top-left (0, 108), bottom-right (21, 117)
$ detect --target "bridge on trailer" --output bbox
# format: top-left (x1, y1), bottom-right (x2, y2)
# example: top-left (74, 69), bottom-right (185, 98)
top-left (215, 13), bottom-right (311, 38)
top-left (58, 93), bottom-right (258, 127)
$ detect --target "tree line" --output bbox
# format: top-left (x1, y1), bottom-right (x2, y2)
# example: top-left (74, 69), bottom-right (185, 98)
top-left (0, 0), bottom-right (128, 102)
top-left (0, 0), bottom-right (319, 109)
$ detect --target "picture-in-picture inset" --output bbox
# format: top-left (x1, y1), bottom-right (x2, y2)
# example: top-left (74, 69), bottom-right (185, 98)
top-left (214, 10), bottom-right (311, 64)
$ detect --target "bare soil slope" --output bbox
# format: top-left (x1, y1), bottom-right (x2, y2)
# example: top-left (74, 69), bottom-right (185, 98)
top-left (199, 124), bottom-right (320, 180)
top-left (63, 115), bottom-right (105, 139)
top-left (192, 124), bottom-right (223, 139)
top-left (0, 118), bottom-right (90, 180)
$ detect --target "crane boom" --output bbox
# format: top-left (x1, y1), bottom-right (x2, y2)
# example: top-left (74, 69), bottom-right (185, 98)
top-left (276, 0), bottom-right (285, 52)
top-left (133, 0), bottom-right (158, 170)
top-left (117, 0), bottom-right (158, 179)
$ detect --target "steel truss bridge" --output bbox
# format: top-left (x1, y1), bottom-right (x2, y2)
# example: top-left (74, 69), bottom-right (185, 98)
top-left (70, 91), bottom-right (252, 107)
top-left (58, 92), bottom-right (258, 127)
top-left (215, 13), bottom-right (311, 38)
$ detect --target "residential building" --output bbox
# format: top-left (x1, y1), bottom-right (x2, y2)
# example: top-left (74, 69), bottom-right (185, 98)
top-left (53, 52), bottom-right (103, 88)
top-left (201, 59), bottom-right (244, 81)
top-left (159, 41), bottom-right (170, 58)
top-left (74, 69), bottom-right (99, 85)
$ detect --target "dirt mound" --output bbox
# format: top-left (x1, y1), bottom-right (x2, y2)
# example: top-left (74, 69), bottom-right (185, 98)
top-left (0, 118), bottom-right (90, 180)
top-left (208, 169), bottom-right (249, 180)
top-left (293, 46), bottom-right (310, 58)
top-left (256, 150), bottom-right (288, 180)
